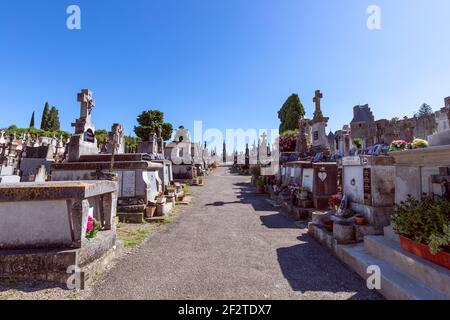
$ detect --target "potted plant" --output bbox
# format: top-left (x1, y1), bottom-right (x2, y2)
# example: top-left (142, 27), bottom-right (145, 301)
top-left (156, 192), bottom-right (166, 204)
top-left (355, 214), bottom-right (366, 226)
top-left (256, 177), bottom-right (265, 194)
top-left (145, 204), bottom-right (157, 218)
top-left (392, 195), bottom-right (450, 269)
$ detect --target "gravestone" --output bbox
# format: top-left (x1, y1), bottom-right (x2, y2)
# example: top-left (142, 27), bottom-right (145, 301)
top-left (34, 165), bottom-right (47, 183)
top-left (312, 162), bottom-right (338, 210)
top-left (339, 155), bottom-right (395, 229)
top-left (20, 145), bottom-right (55, 182)
top-left (309, 90), bottom-right (331, 158)
top-left (392, 145), bottom-right (450, 203)
top-left (165, 128), bottom-right (196, 180)
top-left (67, 89), bottom-right (99, 162)
top-left (0, 180), bottom-right (118, 285)
top-left (105, 123), bottom-right (125, 154)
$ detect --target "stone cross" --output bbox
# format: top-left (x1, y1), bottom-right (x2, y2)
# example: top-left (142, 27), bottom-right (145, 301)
top-left (261, 132), bottom-right (268, 145)
top-left (313, 90), bottom-right (323, 113)
top-left (77, 89), bottom-right (95, 119)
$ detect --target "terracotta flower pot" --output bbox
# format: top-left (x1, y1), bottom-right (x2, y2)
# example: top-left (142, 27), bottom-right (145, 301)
top-left (355, 215), bottom-right (366, 226)
top-left (400, 236), bottom-right (450, 270)
top-left (145, 206), bottom-right (156, 219)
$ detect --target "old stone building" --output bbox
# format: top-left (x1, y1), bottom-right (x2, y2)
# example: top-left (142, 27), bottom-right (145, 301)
top-left (349, 98), bottom-right (450, 148)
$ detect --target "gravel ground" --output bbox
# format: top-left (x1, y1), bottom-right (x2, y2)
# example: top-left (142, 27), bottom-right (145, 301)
top-left (87, 166), bottom-right (381, 300)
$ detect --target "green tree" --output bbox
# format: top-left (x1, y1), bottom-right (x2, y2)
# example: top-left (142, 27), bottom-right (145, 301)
top-left (40, 102), bottom-right (50, 130)
top-left (29, 112), bottom-right (35, 128)
top-left (96, 129), bottom-right (109, 147)
top-left (48, 106), bottom-right (61, 131)
top-left (125, 135), bottom-right (139, 152)
top-left (134, 110), bottom-right (173, 141)
top-left (415, 103), bottom-right (433, 117)
top-left (278, 94), bottom-right (305, 134)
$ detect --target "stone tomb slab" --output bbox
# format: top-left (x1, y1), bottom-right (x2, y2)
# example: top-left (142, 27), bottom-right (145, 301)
top-left (0, 181), bottom-right (117, 249)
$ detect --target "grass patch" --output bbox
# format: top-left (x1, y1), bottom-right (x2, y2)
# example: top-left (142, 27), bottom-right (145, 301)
top-left (117, 224), bottom-right (153, 248)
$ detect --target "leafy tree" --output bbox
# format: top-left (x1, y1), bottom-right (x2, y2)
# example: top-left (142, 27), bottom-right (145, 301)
top-left (278, 94), bottom-right (305, 134)
top-left (48, 106), bottom-right (61, 131)
top-left (415, 103), bottom-right (433, 117)
top-left (29, 112), bottom-right (35, 128)
top-left (134, 110), bottom-right (173, 141)
top-left (96, 129), bottom-right (109, 147)
top-left (125, 135), bottom-right (139, 152)
top-left (1, 125), bottom-right (70, 141)
top-left (40, 102), bottom-right (50, 130)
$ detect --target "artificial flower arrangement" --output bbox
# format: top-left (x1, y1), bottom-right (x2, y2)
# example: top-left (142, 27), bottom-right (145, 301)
top-left (328, 194), bottom-right (343, 208)
top-left (411, 138), bottom-right (429, 149)
top-left (389, 140), bottom-right (409, 152)
top-left (86, 216), bottom-right (101, 240)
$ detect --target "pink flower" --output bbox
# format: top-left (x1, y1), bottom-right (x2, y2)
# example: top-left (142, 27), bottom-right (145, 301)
top-left (86, 216), bottom-right (94, 233)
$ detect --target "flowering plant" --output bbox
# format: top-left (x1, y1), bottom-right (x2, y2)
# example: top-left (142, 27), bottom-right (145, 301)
top-left (279, 135), bottom-right (297, 152)
top-left (412, 138), bottom-right (428, 149)
top-left (328, 194), bottom-right (342, 208)
top-left (86, 216), bottom-right (101, 240)
top-left (389, 140), bottom-right (409, 152)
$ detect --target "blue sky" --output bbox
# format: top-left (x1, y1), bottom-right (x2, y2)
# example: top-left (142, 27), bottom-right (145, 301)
top-left (1, 0), bottom-right (449, 150)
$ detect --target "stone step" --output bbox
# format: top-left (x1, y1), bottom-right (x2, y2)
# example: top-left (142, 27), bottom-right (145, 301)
top-left (336, 244), bottom-right (447, 300)
top-left (117, 212), bottom-right (144, 224)
top-left (364, 235), bottom-right (450, 298)
top-left (383, 225), bottom-right (400, 243)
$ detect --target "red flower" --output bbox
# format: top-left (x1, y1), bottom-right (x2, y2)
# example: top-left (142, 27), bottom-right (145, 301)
top-left (86, 216), bottom-right (94, 233)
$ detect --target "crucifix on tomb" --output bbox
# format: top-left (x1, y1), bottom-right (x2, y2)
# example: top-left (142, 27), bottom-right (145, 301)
top-left (77, 89), bottom-right (95, 119)
top-left (313, 90), bottom-right (324, 118)
top-left (109, 125), bottom-right (124, 172)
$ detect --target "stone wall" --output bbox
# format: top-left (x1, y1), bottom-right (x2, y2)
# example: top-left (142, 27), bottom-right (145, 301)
top-left (350, 104), bottom-right (449, 148)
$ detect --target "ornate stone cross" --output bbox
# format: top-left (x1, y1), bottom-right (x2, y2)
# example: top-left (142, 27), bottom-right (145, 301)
top-left (313, 90), bottom-right (323, 113)
top-left (77, 89), bottom-right (95, 119)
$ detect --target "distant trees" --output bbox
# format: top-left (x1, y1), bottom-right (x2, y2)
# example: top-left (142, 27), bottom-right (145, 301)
top-left (1, 125), bottom-right (70, 141)
top-left (278, 94), bottom-right (306, 134)
top-left (95, 129), bottom-right (109, 147)
top-left (134, 110), bottom-right (173, 141)
top-left (415, 103), bottom-right (433, 117)
top-left (40, 102), bottom-right (50, 130)
top-left (29, 112), bottom-right (35, 128)
top-left (48, 106), bottom-right (60, 131)
top-left (40, 102), bottom-right (60, 131)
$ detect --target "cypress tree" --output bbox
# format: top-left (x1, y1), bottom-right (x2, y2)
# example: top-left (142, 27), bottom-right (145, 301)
top-left (40, 102), bottom-right (50, 130)
top-left (29, 112), bottom-right (35, 128)
top-left (278, 94), bottom-right (306, 134)
top-left (48, 106), bottom-right (61, 131)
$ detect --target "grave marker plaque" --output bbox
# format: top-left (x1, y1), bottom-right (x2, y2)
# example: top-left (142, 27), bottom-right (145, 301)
top-left (121, 171), bottom-right (136, 197)
top-left (363, 168), bottom-right (372, 206)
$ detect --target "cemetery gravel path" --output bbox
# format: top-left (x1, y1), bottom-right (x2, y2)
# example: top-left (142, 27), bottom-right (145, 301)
top-left (89, 166), bottom-right (381, 300)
